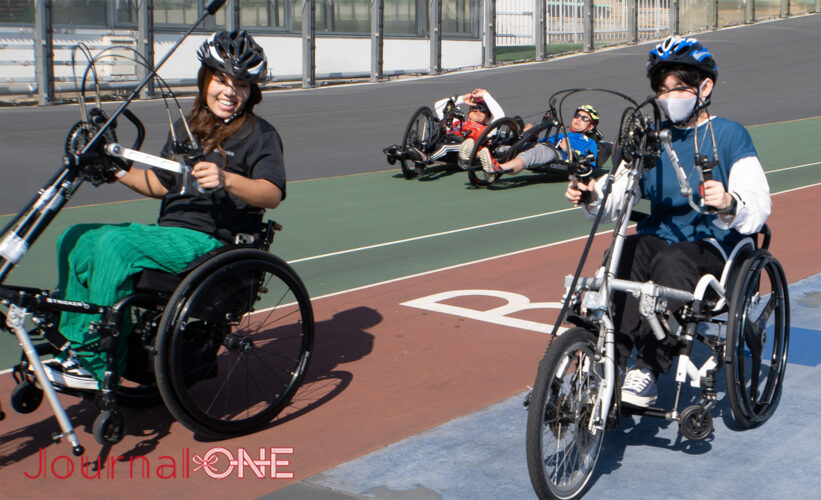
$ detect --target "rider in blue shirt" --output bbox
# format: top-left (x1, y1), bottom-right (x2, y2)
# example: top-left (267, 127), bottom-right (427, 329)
top-left (565, 36), bottom-right (771, 408)
top-left (480, 105), bottom-right (599, 176)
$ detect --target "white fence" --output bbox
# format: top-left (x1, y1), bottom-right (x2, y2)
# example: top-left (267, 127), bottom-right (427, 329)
top-left (496, 0), bottom-right (670, 47)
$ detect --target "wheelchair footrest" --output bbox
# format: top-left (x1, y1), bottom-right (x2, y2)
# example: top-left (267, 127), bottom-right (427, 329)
top-left (620, 403), bottom-right (671, 420)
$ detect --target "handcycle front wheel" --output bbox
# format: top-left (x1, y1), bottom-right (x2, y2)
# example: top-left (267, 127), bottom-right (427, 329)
top-left (724, 249), bottom-right (789, 429)
top-left (400, 106), bottom-right (436, 179)
top-left (526, 327), bottom-right (606, 500)
top-left (154, 249), bottom-right (314, 438)
top-left (466, 117), bottom-right (521, 187)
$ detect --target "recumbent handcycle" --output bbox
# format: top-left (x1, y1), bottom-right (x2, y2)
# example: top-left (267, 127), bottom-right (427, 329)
top-left (460, 96), bottom-right (614, 188)
top-left (383, 98), bottom-right (523, 179)
top-left (0, 1), bottom-right (313, 455)
top-left (523, 90), bottom-right (789, 499)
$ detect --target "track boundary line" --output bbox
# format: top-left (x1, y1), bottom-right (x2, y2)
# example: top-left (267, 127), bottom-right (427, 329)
top-left (307, 183), bottom-right (820, 302)
top-left (288, 173), bottom-right (820, 266)
top-left (1, 183), bottom-right (817, 376)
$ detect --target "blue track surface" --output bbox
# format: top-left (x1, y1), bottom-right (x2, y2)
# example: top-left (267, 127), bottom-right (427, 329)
top-left (265, 273), bottom-right (821, 499)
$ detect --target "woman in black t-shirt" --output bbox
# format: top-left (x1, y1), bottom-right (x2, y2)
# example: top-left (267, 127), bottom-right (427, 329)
top-left (45, 31), bottom-right (285, 389)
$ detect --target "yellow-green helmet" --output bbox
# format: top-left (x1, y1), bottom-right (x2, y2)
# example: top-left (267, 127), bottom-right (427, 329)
top-left (576, 104), bottom-right (600, 125)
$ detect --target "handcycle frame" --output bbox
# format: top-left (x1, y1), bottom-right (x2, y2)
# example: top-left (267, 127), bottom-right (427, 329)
top-left (524, 91), bottom-right (789, 499)
top-left (462, 89), bottom-right (615, 187)
top-left (1, 0), bottom-right (313, 456)
top-left (384, 98), bottom-right (484, 179)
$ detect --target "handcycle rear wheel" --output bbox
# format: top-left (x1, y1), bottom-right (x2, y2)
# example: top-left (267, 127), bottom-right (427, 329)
top-left (155, 249), bottom-right (314, 438)
top-left (466, 117), bottom-right (521, 187)
top-left (401, 106), bottom-right (436, 179)
top-left (724, 249), bottom-right (789, 428)
top-left (526, 327), bottom-right (606, 500)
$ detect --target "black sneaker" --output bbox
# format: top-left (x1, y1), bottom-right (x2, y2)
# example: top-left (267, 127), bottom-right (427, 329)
top-left (39, 359), bottom-right (99, 391)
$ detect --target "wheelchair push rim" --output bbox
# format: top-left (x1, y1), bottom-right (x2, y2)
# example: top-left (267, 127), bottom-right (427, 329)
top-left (526, 328), bottom-right (606, 500)
top-left (155, 249), bottom-right (314, 438)
top-left (724, 249), bottom-right (789, 428)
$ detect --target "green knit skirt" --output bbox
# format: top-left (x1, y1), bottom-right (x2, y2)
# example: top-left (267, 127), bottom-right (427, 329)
top-left (56, 223), bottom-right (223, 384)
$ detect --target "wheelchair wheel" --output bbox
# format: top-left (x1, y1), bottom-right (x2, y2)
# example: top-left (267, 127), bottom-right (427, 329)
top-left (526, 328), bottom-right (606, 500)
top-left (724, 249), bottom-right (789, 429)
top-left (467, 117), bottom-right (520, 187)
top-left (155, 249), bottom-right (314, 438)
top-left (401, 106), bottom-right (435, 179)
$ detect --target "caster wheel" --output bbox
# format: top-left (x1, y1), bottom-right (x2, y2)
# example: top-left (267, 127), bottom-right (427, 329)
top-left (93, 410), bottom-right (126, 445)
top-left (679, 405), bottom-right (713, 440)
top-left (73, 445), bottom-right (85, 456)
top-left (11, 381), bottom-right (44, 414)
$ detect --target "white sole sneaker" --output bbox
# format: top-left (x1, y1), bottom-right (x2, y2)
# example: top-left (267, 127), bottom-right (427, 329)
top-left (458, 138), bottom-right (475, 161)
top-left (478, 148), bottom-right (498, 175)
top-left (621, 391), bottom-right (657, 407)
top-left (40, 360), bottom-right (99, 391)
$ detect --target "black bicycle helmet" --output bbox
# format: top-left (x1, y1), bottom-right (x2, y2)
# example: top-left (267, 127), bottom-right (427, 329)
top-left (197, 30), bottom-right (268, 84)
top-left (647, 36), bottom-right (718, 81)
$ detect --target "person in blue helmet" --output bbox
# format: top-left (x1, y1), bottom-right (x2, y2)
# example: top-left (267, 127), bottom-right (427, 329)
top-left (565, 36), bottom-right (771, 407)
top-left (478, 104), bottom-right (600, 176)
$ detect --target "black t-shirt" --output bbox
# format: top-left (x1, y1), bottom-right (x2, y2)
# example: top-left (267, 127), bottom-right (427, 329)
top-left (153, 115), bottom-right (286, 243)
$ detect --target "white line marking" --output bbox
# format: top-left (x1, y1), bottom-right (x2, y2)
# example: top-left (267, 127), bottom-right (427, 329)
top-left (287, 178), bottom-right (820, 265)
top-left (287, 207), bottom-right (577, 264)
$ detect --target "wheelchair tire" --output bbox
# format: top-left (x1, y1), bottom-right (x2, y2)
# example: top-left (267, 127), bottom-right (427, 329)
top-left (467, 117), bottom-right (521, 187)
top-left (526, 328), bottom-right (606, 500)
top-left (401, 106), bottom-right (436, 179)
top-left (154, 249), bottom-right (314, 438)
top-left (724, 249), bottom-right (789, 429)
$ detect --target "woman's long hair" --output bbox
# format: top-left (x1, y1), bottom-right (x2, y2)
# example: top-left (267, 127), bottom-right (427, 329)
top-left (186, 66), bottom-right (263, 162)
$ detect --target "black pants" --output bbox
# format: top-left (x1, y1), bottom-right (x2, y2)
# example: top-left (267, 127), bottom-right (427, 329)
top-left (613, 234), bottom-right (725, 376)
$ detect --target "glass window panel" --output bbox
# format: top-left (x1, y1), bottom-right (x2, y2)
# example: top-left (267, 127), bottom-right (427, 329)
top-left (154, 0), bottom-right (199, 25)
top-left (240, 0), bottom-right (287, 28)
top-left (442, 0), bottom-right (476, 34)
top-left (0, 0), bottom-right (34, 24)
top-left (328, 0), bottom-right (370, 33)
top-left (384, 0), bottom-right (417, 34)
top-left (115, 0), bottom-right (138, 25)
top-left (52, 0), bottom-right (107, 26)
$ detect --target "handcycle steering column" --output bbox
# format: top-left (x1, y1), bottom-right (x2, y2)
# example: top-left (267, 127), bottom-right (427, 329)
top-left (0, 0), bottom-right (229, 456)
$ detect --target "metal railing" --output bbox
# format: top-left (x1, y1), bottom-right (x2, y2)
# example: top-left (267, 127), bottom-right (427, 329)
top-left (0, 0), bottom-right (817, 103)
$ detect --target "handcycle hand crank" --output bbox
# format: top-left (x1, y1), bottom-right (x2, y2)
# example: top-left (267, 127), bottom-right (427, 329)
top-left (105, 143), bottom-right (211, 194)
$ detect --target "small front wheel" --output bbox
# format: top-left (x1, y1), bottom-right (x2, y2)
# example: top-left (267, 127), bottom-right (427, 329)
top-left (93, 410), bottom-right (126, 445)
top-left (11, 381), bottom-right (43, 414)
top-left (526, 328), bottom-right (606, 500)
top-left (679, 405), bottom-right (713, 441)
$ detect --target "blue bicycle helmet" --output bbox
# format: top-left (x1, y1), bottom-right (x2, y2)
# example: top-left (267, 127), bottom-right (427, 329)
top-left (647, 36), bottom-right (718, 81)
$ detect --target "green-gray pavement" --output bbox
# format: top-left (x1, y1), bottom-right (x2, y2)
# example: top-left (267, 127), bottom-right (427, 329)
top-left (1, 118), bottom-right (819, 369)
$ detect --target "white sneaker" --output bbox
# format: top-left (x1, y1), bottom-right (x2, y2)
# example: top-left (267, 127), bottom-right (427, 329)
top-left (40, 359), bottom-right (99, 391)
top-left (621, 368), bottom-right (658, 407)
top-left (478, 148), bottom-right (500, 174)
top-left (459, 138), bottom-right (475, 161)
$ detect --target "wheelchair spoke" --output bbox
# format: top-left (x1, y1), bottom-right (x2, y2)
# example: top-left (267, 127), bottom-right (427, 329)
top-left (205, 352), bottom-right (245, 415)
top-left (248, 349), bottom-right (289, 388)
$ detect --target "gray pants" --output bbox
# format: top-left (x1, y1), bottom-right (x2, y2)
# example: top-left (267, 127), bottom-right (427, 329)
top-left (517, 142), bottom-right (559, 169)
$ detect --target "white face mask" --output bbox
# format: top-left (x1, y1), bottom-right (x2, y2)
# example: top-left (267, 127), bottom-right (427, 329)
top-left (658, 93), bottom-right (697, 124)
top-left (657, 81), bottom-right (709, 124)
